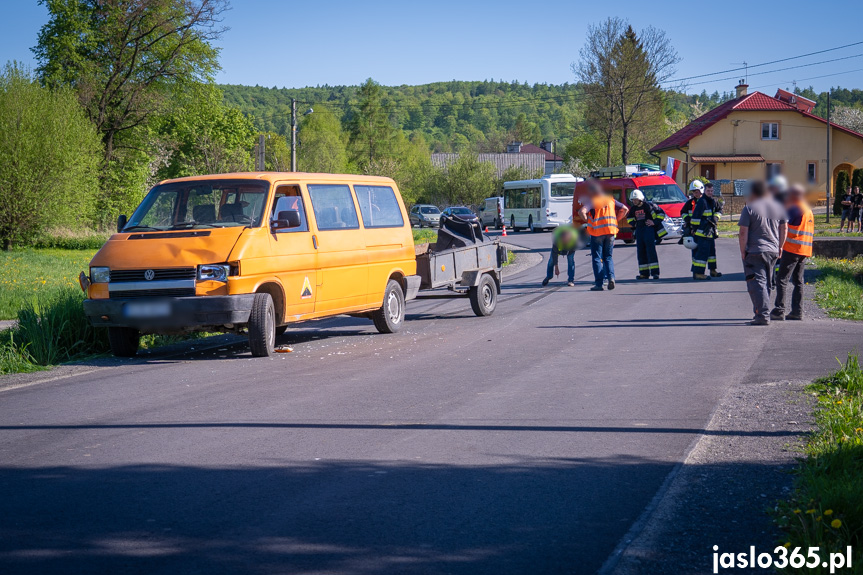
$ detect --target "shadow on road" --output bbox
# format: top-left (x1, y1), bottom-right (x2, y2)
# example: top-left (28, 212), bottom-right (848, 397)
top-left (0, 457), bottom-right (793, 575)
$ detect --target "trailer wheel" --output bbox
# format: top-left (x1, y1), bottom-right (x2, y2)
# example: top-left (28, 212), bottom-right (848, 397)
top-left (469, 274), bottom-right (497, 317)
top-left (373, 279), bottom-right (405, 334)
top-left (248, 292), bottom-right (276, 357)
top-left (108, 327), bottom-right (140, 357)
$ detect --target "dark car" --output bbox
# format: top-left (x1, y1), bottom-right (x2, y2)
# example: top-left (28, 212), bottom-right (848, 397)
top-left (441, 206), bottom-right (479, 223)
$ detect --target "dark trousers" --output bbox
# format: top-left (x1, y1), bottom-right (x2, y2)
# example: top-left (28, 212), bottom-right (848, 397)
top-left (635, 227), bottom-right (659, 277)
top-left (691, 236), bottom-right (716, 273)
top-left (773, 251), bottom-right (806, 316)
top-left (589, 234), bottom-right (615, 287)
top-left (744, 252), bottom-right (778, 320)
top-left (545, 251), bottom-right (575, 283)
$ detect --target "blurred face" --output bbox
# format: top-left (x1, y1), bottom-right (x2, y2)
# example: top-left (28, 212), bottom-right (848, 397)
top-left (705, 185), bottom-right (714, 197)
top-left (692, 188), bottom-right (702, 198)
top-left (588, 183), bottom-right (603, 197)
top-left (631, 198), bottom-right (643, 206)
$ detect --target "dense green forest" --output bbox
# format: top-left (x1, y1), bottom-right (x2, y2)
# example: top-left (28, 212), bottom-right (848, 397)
top-left (222, 81), bottom-right (734, 161)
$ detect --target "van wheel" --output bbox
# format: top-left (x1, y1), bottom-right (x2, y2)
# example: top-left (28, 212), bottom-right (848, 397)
top-left (469, 274), bottom-right (497, 317)
top-left (373, 279), bottom-right (405, 334)
top-left (495, 218), bottom-right (501, 230)
top-left (248, 292), bottom-right (276, 357)
top-left (108, 327), bottom-right (140, 357)
top-left (623, 239), bottom-right (635, 245)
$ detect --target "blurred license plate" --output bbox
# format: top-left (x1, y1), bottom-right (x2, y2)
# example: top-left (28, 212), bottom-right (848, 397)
top-left (124, 301), bottom-right (171, 318)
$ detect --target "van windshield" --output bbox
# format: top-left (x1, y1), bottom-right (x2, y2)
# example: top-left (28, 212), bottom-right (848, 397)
top-left (639, 184), bottom-right (687, 204)
top-left (124, 180), bottom-right (270, 231)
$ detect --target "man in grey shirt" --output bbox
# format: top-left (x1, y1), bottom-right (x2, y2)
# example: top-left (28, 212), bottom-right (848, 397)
top-left (738, 181), bottom-right (788, 325)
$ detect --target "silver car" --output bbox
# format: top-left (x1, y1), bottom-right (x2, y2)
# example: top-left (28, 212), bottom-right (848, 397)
top-left (409, 204), bottom-right (441, 228)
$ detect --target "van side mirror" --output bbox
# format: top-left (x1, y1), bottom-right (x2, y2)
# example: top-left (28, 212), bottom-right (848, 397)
top-left (117, 214), bottom-right (127, 232)
top-left (271, 210), bottom-right (301, 231)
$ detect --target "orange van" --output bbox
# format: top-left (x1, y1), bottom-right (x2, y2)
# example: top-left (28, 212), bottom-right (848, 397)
top-left (82, 173), bottom-right (419, 357)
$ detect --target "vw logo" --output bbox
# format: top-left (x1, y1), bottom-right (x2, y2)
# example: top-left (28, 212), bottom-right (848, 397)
top-left (144, 269), bottom-right (155, 281)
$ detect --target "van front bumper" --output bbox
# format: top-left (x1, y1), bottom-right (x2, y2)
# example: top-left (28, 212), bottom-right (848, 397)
top-left (84, 294), bottom-right (256, 331)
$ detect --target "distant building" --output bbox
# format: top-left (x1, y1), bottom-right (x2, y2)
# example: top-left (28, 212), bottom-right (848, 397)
top-left (650, 81), bottom-right (863, 199)
top-left (430, 141), bottom-right (564, 179)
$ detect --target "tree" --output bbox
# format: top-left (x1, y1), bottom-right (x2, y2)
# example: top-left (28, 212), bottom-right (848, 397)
top-left (348, 78), bottom-right (396, 169)
top-left (428, 153), bottom-right (496, 206)
top-left (832, 105), bottom-right (863, 134)
top-left (852, 168), bottom-right (863, 191)
top-left (575, 18), bottom-right (679, 164)
top-left (834, 170), bottom-right (851, 215)
top-left (34, 0), bottom-right (229, 215)
top-left (298, 106), bottom-right (348, 173)
top-left (155, 84), bottom-right (254, 180)
top-left (0, 63), bottom-right (101, 249)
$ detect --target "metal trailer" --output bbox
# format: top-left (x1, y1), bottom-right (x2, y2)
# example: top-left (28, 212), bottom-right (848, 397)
top-left (411, 217), bottom-right (508, 317)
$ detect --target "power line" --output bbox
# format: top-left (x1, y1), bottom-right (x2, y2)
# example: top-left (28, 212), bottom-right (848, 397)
top-left (665, 40), bottom-right (863, 83)
top-left (749, 67), bottom-right (863, 91)
top-left (677, 53), bottom-right (863, 89)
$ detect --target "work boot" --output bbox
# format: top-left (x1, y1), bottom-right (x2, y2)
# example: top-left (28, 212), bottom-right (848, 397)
top-left (651, 274), bottom-right (660, 280)
top-left (542, 278), bottom-right (550, 287)
top-left (770, 309), bottom-right (786, 321)
top-left (636, 274), bottom-right (649, 280)
top-left (785, 313), bottom-right (803, 321)
top-left (749, 316), bottom-right (770, 326)
top-left (710, 270), bottom-right (723, 277)
top-left (693, 273), bottom-right (711, 281)
top-left (607, 279), bottom-right (615, 290)
top-left (590, 285), bottom-right (604, 291)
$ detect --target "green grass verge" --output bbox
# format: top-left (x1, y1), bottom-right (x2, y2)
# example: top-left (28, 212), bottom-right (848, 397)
top-left (776, 354), bottom-right (863, 573)
top-left (811, 257), bottom-right (863, 321)
top-left (412, 228), bottom-right (438, 244)
top-left (0, 248), bottom-right (97, 320)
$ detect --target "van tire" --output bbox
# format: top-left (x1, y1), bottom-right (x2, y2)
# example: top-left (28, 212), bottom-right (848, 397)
top-left (469, 274), bottom-right (497, 317)
top-left (495, 218), bottom-right (501, 230)
top-left (373, 279), bottom-right (405, 334)
top-left (248, 292), bottom-right (276, 357)
top-left (108, 327), bottom-right (140, 357)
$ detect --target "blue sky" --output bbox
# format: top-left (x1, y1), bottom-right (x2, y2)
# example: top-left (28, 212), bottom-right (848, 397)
top-left (2, 0), bottom-right (862, 94)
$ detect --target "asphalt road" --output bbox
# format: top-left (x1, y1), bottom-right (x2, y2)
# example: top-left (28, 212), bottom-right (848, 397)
top-left (1, 231), bottom-right (862, 575)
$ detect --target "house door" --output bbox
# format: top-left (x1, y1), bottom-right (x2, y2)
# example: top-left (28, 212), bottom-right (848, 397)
top-left (700, 164), bottom-right (716, 179)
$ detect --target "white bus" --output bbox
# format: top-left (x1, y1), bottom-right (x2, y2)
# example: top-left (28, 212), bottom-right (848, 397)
top-left (502, 174), bottom-right (581, 232)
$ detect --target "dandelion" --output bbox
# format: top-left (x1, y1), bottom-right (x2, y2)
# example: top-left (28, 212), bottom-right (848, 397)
top-left (832, 519), bottom-right (842, 529)
top-left (806, 509), bottom-right (816, 514)
top-left (793, 509), bottom-right (801, 514)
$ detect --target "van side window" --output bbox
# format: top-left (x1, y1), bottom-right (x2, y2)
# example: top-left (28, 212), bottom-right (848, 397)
top-left (354, 185), bottom-right (404, 228)
top-left (271, 185), bottom-right (309, 233)
top-left (307, 184), bottom-right (360, 230)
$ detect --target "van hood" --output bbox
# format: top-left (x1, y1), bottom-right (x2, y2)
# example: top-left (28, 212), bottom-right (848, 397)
top-left (89, 227), bottom-right (247, 269)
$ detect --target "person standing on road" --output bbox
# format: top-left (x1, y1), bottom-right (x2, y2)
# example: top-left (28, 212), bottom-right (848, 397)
top-left (626, 189), bottom-right (665, 280)
top-left (738, 181), bottom-right (788, 325)
top-left (839, 187), bottom-right (853, 233)
top-left (851, 186), bottom-right (862, 233)
top-left (578, 180), bottom-right (628, 291)
top-left (542, 224), bottom-right (579, 287)
top-left (771, 184), bottom-right (813, 321)
top-left (690, 184), bottom-right (722, 280)
top-left (679, 180), bottom-right (702, 244)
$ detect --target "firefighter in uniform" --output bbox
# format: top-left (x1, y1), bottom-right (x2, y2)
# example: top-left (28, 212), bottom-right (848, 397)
top-left (680, 180), bottom-right (702, 243)
top-left (771, 184), bottom-right (814, 320)
top-left (690, 184), bottom-right (722, 280)
top-left (626, 189), bottom-right (666, 280)
top-left (542, 224), bottom-right (579, 287)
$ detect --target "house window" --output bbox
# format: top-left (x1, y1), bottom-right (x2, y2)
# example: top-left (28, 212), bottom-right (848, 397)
top-left (807, 162), bottom-right (817, 184)
top-left (761, 122), bottom-right (779, 140)
top-left (766, 163), bottom-right (782, 179)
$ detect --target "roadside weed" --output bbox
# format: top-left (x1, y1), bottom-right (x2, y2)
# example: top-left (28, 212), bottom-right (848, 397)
top-left (811, 257), bottom-right (863, 321)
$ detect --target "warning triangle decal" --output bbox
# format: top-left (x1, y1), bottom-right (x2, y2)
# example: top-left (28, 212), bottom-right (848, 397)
top-left (301, 276), bottom-right (313, 299)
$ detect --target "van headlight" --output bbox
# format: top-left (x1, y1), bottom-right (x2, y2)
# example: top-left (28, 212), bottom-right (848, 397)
top-left (197, 264), bottom-right (230, 282)
top-left (90, 267), bottom-right (110, 283)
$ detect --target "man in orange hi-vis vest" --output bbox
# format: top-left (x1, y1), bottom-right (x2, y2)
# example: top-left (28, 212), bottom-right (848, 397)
top-left (771, 184), bottom-right (814, 321)
top-left (578, 180), bottom-right (629, 291)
